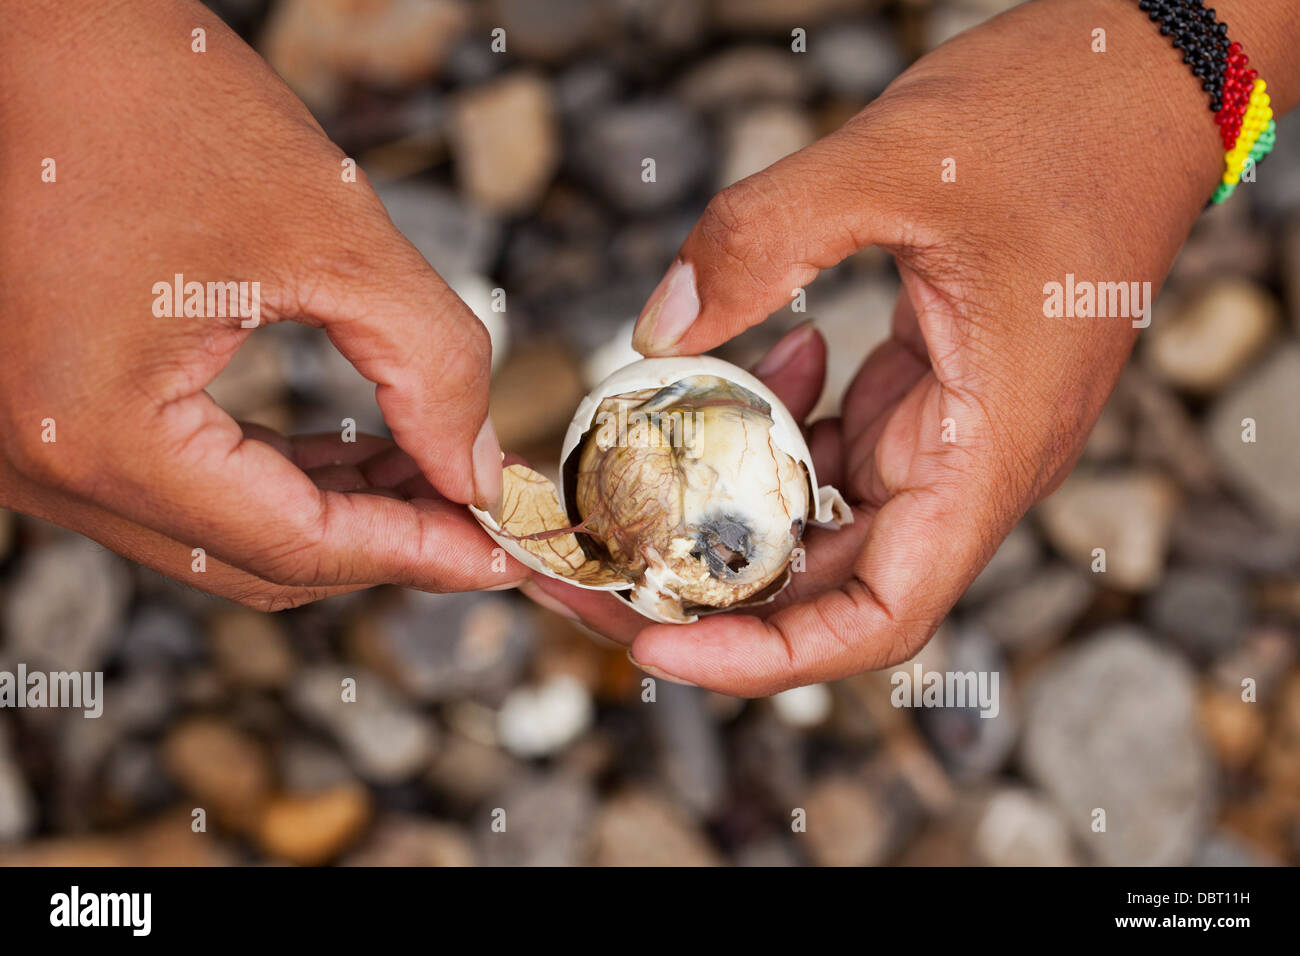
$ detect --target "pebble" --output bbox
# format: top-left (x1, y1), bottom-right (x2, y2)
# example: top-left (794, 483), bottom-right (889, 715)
top-left (770, 683), bottom-right (833, 729)
top-left (1120, 367), bottom-right (1218, 494)
top-left (488, 344), bottom-right (587, 450)
top-left (804, 277), bottom-right (898, 420)
top-left (374, 181), bottom-right (502, 278)
top-left (208, 609), bottom-right (297, 690)
top-left (257, 784), bottom-right (373, 866)
top-left (1145, 566), bottom-right (1249, 661)
top-left (718, 103), bottom-right (816, 188)
top-left (1253, 109), bottom-right (1300, 215)
top-left (260, 0), bottom-right (471, 113)
top-left (974, 563), bottom-right (1094, 651)
top-left (0, 811), bottom-right (236, 866)
top-left (162, 717), bottom-right (274, 831)
top-left (713, 0), bottom-right (864, 33)
top-left (497, 675), bottom-right (594, 758)
top-left (290, 665), bottom-right (436, 784)
top-left (1035, 470), bottom-right (1180, 592)
top-left (346, 591), bottom-right (532, 704)
top-left (973, 789), bottom-right (1078, 866)
top-left (0, 725), bottom-right (35, 842)
top-left (1210, 628), bottom-right (1296, 704)
top-left (490, 0), bottom-right (612, 62)
top-left (1197, 684), bottom-right (1266, 772)
top-left (1206, 343), bottom-right (1300, 529)
top-left (675, 47), bottom-right (814, 113)
top-left (478, 773), bottom-right (595, 866)
top-left (800, 775), bottom-right (894, 867)
top-left (959, 521), bottom-right (1042, 605)
top-left (3, 538), bottom-right (130, 673)
top-left (1021, 628), bottom-right (1213, 865)
top-left (0, 508), bottom-right (12, 562)
top-left (278, 737), bottom-right (357, 794)
top-left (426, 732), bottom-right (521, 809)
top-left (573, 102), bottom-right (710, 213)
top-left (120, 603), bottom-right (205, 670)
top-left (591, 789), bottom-right (722, 866)
top-left (450, 72), bottom-right (560, 215)
top-left (342, 815), bottom-right (476, 866)
top-left (445, 272), bottom-right (511, 373)
top-left (915, 627), bottom-right (1018, 781)
top-left (205, 329), bottom-right (287, 421)
top-left (1170, 496), bottom-right (1300, 574)
top-left (809, 21), bottom-right (904, 97)
top-left (648, 682), bottom-right (727, 818)
top-left (1143, 279), bottom-right (1278, 393)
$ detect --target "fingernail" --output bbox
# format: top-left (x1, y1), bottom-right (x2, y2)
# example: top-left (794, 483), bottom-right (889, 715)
top-left (627, 649), bottom-right (696, 687)
top-left (753, 321), bottom-right (816, 379)
top-left (520, 581), bottom-right (582, 621)
top-left (632, 259), bottom-right (699, 355)
top-left (471, 416), bottom-right (503, 520)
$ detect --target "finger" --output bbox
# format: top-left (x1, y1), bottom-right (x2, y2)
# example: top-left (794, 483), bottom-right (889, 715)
top-left (283, 231), bottom-right (503, 515)
top-left (3, 476), bottom-right (351, 611)
top-left (749, 321), bottom-right (826, 422)
top-left (806, 418), bottom-right (844, 491)
top-left (632, 118), bottom-right (907, 357)
top-left (47, 391), bottom-right (528, 592)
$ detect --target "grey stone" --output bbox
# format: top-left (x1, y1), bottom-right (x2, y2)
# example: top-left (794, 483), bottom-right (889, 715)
top-left (917, 628), bottom-right (1018, 780)
top-left (573, 101), bottom-right (710, 213)
top-left (718, 103), bottom-right (815, 188)
top-left (975, 563), bottom-right (1094, 651)
top-left (960, 521), bottom-right (1042, 605)
top-left (290, 665), bottom-right (436, 784)
top-left (120, 604), bottom-right (206, 669)
top-left (0, 725), bottom-right (35, 843)
top-left (648, 683), bottom-right (727, 817)
top-left (1146, 566), bottom-right (1250, 660)
top-left (348, 591), bottom-right (533, 703)
top-left (374, 181), bottom-right (502, 277)
top-left (1035, 469), bottom-right (1180, 592)
top-left (478, 772), bottom-right (595, 866)
top-left (675, 46), bottom-right (814, 113)
top-left (4, 539), bottom-right (130, 673)
top-left (810, 22), bottom-right (904, 97)
top-left (1171, 496), bottom-right (1300, 574)
top-left (974, 788), bottom-right (1079, 866)
top-left (1022, 628), bottom-right (1214, 865)
top-left (1206, 343), bottom-right (1300, 529)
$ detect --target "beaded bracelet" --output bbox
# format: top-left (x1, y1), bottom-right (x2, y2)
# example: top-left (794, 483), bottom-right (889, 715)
top-left (1136, 0), bottom-right (1276, 204)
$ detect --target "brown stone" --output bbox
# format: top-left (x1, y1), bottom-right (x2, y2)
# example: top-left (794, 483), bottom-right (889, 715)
top-left (162, 718), bottom-right (273, 832)
top-left (208, 609), bottom-right (296, 690)
top-left (257, 784), bottom-right (373, 866)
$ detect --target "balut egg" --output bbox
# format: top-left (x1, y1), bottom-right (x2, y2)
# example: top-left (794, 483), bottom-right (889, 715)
top-left (471, 356), bottom-right (851, 623)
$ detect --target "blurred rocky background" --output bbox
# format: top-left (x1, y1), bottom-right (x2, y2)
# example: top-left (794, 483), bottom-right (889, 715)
top-left (1, 0), bottom-right (1298, 866)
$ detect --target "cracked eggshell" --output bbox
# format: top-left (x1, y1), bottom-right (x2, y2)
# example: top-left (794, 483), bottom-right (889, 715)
top-left (471, 355), bottom-right (851, 624)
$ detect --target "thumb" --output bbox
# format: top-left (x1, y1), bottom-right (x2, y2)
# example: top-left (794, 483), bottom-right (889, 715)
top-left (631, 121), bottom-right (903, 357)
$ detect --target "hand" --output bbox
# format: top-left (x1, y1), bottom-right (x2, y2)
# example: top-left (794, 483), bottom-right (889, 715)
top-left (0, 0), bottom-right (526, 608)
top-left (528, 0), bottom-right (1300, 694)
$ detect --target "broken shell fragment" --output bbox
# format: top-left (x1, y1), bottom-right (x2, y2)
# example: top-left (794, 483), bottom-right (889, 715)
top-left (471, 356), bottom-right (852, 624)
